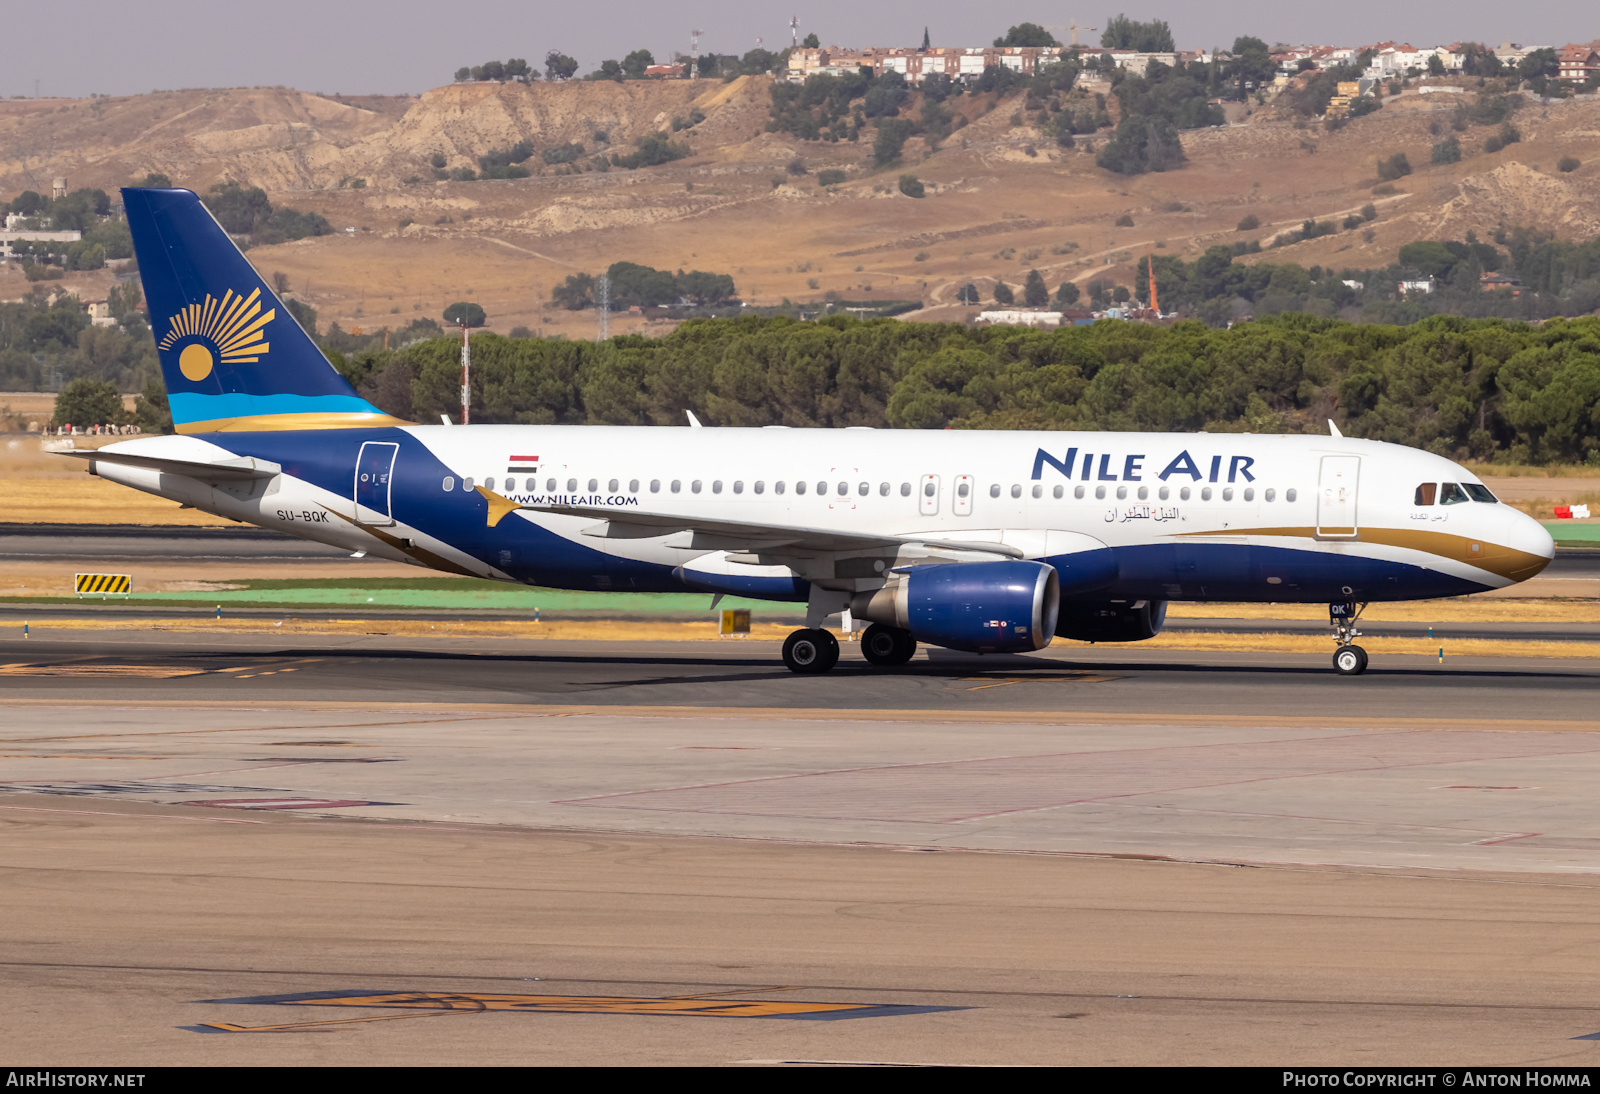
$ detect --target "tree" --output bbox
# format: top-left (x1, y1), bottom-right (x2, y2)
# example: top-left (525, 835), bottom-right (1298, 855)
top-left (921, 27), bottom-right (930, 50)
top-left (803, 33), bottom-right (820, 49)
top-left (551, 273), bottom-right (596, 310)
top-left (1431, 137), bottom-right (1461, 165)
top-left (1376, 152), bottom-right (1412, 181)
top-left (1427, 54), bottom-right (1446, 77)
top-left (545, 51), bottom-right (578, 80)
top-left (1101, 14), bottom-right (1174, 52)
top-left (897, 174), bottom-right (925, 198)
top-left (622, 49), bottom-right (655, 78)
top-left (1227, 36), bottom-right (1276, 99)
top-left (53, 378), bottom-right (124, 429)
top-left (993, 280), bottom-right (1015, 304)
top-left (1054, 281), bottom-right (1080, 306)
top-left (1518, 48), bottom-right (1557, 81)
top-left (1097, 116), bottom-right (1186, 175)
top-left (443, 301), bottom-right (486, 328)
top-left (957, 283), bottom-right (981, 305)
top-left (995, 23), bottom-right (1058, 48)
top-left (504, 57), bottom-right (532, 82)
top-left (873, 119), bottom-right (914, 165)
top-left (1023, 269), bottom-right (1049, 307)
top-left (454, 67), bottom-right (471, 82)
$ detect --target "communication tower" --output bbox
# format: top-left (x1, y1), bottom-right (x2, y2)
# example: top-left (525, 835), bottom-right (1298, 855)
top-left (596, 274), bottom-right (610, 342)
top-left (458, 323), bottom-right (471, 425)
top-left (690, 29), bottom-right (703, 78)
top-left (790, 16), bottom-right (799, 49)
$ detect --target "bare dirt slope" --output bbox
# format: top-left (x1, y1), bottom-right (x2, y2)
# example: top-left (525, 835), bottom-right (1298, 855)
top-left (4, 80), bottom-right (1598, 336)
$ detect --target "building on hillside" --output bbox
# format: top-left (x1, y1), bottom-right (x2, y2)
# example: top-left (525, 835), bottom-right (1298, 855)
top-left (1479, 272), bottom-right (1524, 295)
top-left (0, 227), bottom-right (82, 258)
top-left (976, 309), bottom-right (1062, 328)
top-left (786, 42), bottom-right (1184, 85)
top-left (51, 177), bottom-right (66, 199)
top-left (1556, 44), bottom-right (1600, 83)
top-left (643, 63), bottom-right (685, 78)
top-left (1398, 277), bottom-right (1437, 295)
top-left (85, 300), bottom-right (118, 327)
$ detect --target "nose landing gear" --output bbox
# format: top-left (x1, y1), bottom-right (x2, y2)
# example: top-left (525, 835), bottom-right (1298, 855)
top-left (1329, 600), bottom-right (1369, 676)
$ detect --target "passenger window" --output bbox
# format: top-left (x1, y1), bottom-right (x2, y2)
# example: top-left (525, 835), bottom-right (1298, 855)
top-left (608, 478), bottom-right (618, 493)
top-left (1201, 487), bottom-right (1212, 501)
top-left (733, 481), bottom-right (743, 494)
top-left (775, 481), bottom-right (786, 495)
top-left (836, 482), bottom-right (847, 496)
top-left (1440, 482), bottom-right (1469, 505)
top-left (504, 478), bottom-right (516, 492)
top-left (650, 479), bottom-right (660, 493)
top-left (1075, 485), bottom-right (1085, 499)
top-left (754, 481), bottom-right (764, 494)
top-left (858, 482), bottom-right (868, 496)
top-left (442, 476), bottom-right (455, 491)
top-left (1464, 483), bottom-right (1497, 503)
top-left (1094, 485), bottom-right (1106, 500)
top-left (1414, 483), bottom-right (1437, 506)
top-left (587, 478), bottom-right (597, 492)
top-left (923, 481), bottom-right (935, 497)
top-left (989, 483), bottom-right (1001, 498)
top-left (958, 482), bottom-right (970, 498)
top-left (671, 480), bottom-right (681, 493)
top-left (879, 482), bottom-right (890, 496)
top-left (464, 477), bottom-right (475, 490)
top-left (629, 479), bottom-right (639, 493)
top-left (1158, 486), bottom-right (1169, 501)
top-left (1032, 485), bottom-right (1043, 499)
top-left (692, 480), bottom-right (703, 494)
top-left (1136, 486), bottom-right (1148, 501)
top-left (1053, 485), bottom-right (1063, 499)
top-left (900, 482), bottom-right (911, 497)
top-left (484, 477), bottom-right (495, 491)
top-left (1180, 486), bottom-right (1191, 501)
top-left (1243, 487), bottom-right (1255, 502)
top-left (796, 481), bottom-right (807, 495)
top-left (1286, 488), bottom-right (1297, 502)
top-left (1265, 488), bottom-right (1276, 502)
top-left (1222, 487), bottom-right (1234, 501)
top-left (712, 480), bottom-right (722, 494)
top-left (1011, 484), bottom-right (1022, 498)
top-left (1115, 485), bottom-right (1127, 500)
top-left (819, 481), bottom-right (829, 495)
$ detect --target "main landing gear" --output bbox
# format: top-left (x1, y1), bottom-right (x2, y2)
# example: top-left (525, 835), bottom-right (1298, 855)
top-left (782, 628), bottom-right (839, 674)
top-left (860, 623), bottom-right (917, 667)
top-left (1329, 599), bottom-right (1369, 676)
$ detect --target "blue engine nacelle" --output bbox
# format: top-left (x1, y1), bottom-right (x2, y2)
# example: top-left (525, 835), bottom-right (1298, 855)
top-left (852, 560), bottom-right (1060, 653)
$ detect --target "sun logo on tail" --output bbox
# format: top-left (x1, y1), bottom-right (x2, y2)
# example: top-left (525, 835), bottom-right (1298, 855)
top-left (158, 288), bottom-right (274, 382)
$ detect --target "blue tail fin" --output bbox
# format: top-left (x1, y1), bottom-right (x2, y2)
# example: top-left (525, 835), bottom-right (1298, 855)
top-left (123, 187), bottom-right (397, 433)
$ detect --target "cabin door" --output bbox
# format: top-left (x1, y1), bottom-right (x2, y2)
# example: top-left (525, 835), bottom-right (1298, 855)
top-left (1316, 455), bottom-right (1360, 539)
top-left (354, 441), bottom-right (399, 526)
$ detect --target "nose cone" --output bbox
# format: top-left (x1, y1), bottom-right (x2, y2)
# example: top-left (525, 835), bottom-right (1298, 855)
top-left (1505, 510), bottom-right (1555, 582)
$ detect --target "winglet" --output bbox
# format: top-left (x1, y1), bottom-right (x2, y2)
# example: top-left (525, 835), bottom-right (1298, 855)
top-left (476, 486), bottom-right (523, 528)
top-left (1328, 418), bottom-right (1343, 438)
top-left (686, 410), bottom-right (703, 428)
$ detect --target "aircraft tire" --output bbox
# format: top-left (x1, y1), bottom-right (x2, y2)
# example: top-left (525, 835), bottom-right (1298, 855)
top-left (783, 628), bottom-right (840, 674)
top-left (861, 624), bottom-right (916, 667)
top-left (1333, 644), bottom-right (1368, 676)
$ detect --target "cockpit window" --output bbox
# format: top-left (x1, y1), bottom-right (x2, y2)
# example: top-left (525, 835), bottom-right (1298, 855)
top-left (1414, 483), bottom-right (1437, 506)
top-left (1463, 483), bottom-right (1498, 503)
top-left (1440, 482), bottom-right (1470, 505)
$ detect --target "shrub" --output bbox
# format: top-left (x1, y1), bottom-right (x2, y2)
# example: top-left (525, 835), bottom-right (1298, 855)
top-left (1376, 152), bottom-right (1412, 181)
top-left (1237, 213), bottom-right (1260, 231)
top-left (786, 158), bottom-right (808, 175)
top-left (1558, 156), bottom-right (1581, 173)
top-left (542, 142), bottom-right (585, 165)
top-left (897, 174), bottom-right (925, 198)
top-left (1431, 137), bottom-right (1461, 165)
top-left (1343, 215), bottom-right (1363, 230)
top-left (1115, 213), bottom-right (1135, 227)
top-left (1361, 203), bottom-right (1378, 221)
top-left (816, 169), bottom-right (847, 187)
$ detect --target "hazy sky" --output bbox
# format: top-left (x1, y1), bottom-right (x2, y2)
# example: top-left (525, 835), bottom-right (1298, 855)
top-left (16, 0), bottom-right (1599, 99)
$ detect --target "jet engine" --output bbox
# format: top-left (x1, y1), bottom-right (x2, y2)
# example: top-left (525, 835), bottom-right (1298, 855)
top-left (1054, 599), bottom-right (1167, 643)
top-left (851, 559), bottom-right (1060, 653)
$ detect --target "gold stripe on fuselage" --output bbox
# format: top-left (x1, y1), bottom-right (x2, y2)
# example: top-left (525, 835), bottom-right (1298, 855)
top-left (1179, 526), bottom-right (1549, 582)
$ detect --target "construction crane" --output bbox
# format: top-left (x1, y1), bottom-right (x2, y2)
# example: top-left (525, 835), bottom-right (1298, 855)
top-left (1044, 21), bottom-right (1098, 48)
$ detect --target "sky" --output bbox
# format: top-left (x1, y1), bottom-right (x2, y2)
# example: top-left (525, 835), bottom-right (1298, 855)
top-left (13, 0), bottom-right (1599, 100)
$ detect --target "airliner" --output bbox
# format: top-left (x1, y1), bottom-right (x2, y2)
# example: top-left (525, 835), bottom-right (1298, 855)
top-left (77, 188), bottom-right (1555, 676)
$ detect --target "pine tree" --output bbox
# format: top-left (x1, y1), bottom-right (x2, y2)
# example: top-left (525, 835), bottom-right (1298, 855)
top-left (921, 27), bottom-right (930, 50)
top-left (1023, 269), bottom-right (1049, 307)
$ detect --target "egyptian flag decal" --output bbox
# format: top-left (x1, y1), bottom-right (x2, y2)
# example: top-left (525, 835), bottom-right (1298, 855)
top-left (508, 454), bottom-right (539, 473)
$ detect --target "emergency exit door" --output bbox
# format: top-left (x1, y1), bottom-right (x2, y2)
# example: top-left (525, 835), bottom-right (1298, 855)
top-left (1316, 455), bottom-right (1360, 539)
top-left (354, 441), bottom-right (399, 526)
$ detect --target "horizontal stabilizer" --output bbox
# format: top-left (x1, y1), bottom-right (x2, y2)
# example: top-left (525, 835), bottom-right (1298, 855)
top-left (61, 449), bottom-right (281, 481)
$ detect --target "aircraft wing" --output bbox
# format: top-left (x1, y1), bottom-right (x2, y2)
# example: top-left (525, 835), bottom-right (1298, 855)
top-left (488, 492), bottom-right (1023, 559)
top-left (61, 450), bottom-right (283, 481)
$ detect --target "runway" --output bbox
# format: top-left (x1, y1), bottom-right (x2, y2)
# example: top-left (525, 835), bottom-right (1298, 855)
top-left (5, 622), bottom-right (1600, 1062)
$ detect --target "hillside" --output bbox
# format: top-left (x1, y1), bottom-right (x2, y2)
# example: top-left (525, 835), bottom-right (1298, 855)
top-left (4, 78), bottom-right (1599, 337)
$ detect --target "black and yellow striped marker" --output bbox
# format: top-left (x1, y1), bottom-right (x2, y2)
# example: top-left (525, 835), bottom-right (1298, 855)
top-left (74, 573), bottom-right (131, 597)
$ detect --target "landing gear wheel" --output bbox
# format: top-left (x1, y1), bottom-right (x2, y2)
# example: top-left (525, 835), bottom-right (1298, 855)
top-left (783, 628), bottom-right (840, 674)
top-left (861, 624), bottom-right (917, 667)
top-left (1333, 644), bottom-right (1369, 676)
